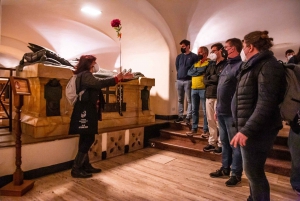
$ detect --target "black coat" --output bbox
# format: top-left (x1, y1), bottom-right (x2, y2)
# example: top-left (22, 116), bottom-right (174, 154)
top-left (203, 59), bottom-right (227, 99)
top-left (69, 71), bottom-right (117, 135)
top-left (232, 50), bottom-right (286, 138)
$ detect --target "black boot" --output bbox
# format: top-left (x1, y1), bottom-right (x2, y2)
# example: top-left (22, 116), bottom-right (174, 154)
top-left (83, 156), bottom-right (102, 173)
top-left (71, 152), bottom-right (92, 178)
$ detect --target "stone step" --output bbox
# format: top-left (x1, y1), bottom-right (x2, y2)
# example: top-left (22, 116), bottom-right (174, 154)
top-left (160, 128), bottom-right (207, 143)
top-left (268, 144), bottom-right (291, 161)
top-left (149, 137), bottom-right (221, 162)
top-left (265, 158), bottom-right (291, 177)
top-left (149, 136), bottom-right (291, 177)
top-left (169, 122), bottom-right (205, 131)
top-left (274, 135), bottom-right (288, 146)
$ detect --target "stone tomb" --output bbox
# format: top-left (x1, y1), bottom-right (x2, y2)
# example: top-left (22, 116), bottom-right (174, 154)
top-left (17, 63), bottom-right (155, 139)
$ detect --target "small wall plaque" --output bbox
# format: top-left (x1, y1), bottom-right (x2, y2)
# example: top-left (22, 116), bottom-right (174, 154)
top-left (10, 76), bottom-right (31, 96)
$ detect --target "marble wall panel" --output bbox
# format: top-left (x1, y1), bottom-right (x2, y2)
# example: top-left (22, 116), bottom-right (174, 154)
top-left (88, 134), bottom-right (103, 162)
top-left (128, 127), bottom-right (144, 152)
top-left (106, 130), bottom-right (125, 159)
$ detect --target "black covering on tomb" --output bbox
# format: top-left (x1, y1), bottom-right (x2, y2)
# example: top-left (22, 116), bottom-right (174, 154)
top-left (28, 43), bottom-right (73, 67)
top-left (44, 79), bottom-right (62, 116)
top-left (17, 43), bottom-right (74, 71)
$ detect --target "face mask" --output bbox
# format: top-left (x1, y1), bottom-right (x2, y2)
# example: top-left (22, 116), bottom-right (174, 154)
top-left (208, 53), bottom-right (217, 61)
top-left (93, 63), bottom-right (100, 73)
top-left (287, 55), bottom-right (293, 61)
top-left (198, 54), bottom-right (203, 61)
top-left (240, 49), bottom-right (247, 62)
top-left (181, 48), bottom-right (186, 54)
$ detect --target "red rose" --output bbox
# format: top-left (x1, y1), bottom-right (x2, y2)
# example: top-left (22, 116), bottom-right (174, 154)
top-left (111, 19), bottom-right (121, 28)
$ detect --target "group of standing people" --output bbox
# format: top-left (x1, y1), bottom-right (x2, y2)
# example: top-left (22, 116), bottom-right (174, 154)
top-left (67, 30), bottom-right (299, 201)
top-left (175, 30), bottom-right (300, 200)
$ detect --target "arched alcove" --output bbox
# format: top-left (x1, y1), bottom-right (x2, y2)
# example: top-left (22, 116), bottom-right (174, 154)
top-left (189, 0), bottom-right (300, 61)
top-left (1, 0), bottom-right (175, 115)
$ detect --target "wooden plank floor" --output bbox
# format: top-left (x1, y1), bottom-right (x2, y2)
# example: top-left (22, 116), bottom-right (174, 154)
top-left (1, 148), bottom-right (299, 201)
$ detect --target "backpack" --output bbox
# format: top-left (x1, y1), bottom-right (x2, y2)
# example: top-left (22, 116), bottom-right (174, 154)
top-left (279, 61), bottom-right (300, 122)
top-left (65, 75), bottom-right (85, 106)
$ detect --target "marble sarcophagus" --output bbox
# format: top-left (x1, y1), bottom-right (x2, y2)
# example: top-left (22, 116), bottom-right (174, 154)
top-left (17, 63), bottom-right (155, 138)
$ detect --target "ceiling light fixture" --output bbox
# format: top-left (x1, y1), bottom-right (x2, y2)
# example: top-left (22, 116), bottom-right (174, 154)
top-left (81, 6), bottom-right (102, 16)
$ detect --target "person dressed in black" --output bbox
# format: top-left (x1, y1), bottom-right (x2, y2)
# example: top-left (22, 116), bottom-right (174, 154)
top-left (69, 55), bottom-right (133, 178)
top-left (231, 31), bottom-right (286, 201)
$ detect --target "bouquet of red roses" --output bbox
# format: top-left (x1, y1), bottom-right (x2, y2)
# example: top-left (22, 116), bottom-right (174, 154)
top-left (111, 19), bottom-right (122, 39)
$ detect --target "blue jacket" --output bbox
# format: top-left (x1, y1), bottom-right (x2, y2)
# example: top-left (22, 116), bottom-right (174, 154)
top-left (176, 52), bottom-right (198, 80)
top-left (216, 55), bottom-right (242, 115)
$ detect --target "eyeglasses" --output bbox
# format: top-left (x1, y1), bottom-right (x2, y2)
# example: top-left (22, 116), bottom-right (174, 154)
top-left (211, 49), bottom-right (218, 53)
top-left (224, 46), bottom-right (232, 50)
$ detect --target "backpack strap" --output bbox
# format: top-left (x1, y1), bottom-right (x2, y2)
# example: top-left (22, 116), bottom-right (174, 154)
top-left (75, 72), bottom-right (87, 102)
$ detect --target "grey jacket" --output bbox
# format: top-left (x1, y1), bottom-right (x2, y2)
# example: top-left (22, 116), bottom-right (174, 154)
top-left (75, 71), bottom-right (116, 105)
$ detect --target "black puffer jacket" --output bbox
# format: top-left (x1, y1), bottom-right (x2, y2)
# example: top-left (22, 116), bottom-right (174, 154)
top-left (232, 50), bottom-right (286, 138)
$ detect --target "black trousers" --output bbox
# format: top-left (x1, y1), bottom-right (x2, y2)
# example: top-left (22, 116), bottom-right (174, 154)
top-left (78, 134), bottom-right (95, 153)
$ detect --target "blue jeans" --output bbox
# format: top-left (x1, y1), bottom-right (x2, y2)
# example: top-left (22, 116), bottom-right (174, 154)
top-left (288, 129), bottom-right (300, 190)
top-left (241, 128), bottom-right (279, 201)
top-left (191, 89), bottom-right (208, 131)
top-left (218, 114), bottom-right (242, 177)
top-left (176, 80), bottom-right (192, 119)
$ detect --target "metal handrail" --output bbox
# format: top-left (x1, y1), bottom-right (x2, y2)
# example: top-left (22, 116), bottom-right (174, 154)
top-left (0, 67), bottom-right (16, 131)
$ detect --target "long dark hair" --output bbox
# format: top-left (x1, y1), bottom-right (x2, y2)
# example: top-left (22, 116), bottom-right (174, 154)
top-left (74, 55), bottom-right (96, 74)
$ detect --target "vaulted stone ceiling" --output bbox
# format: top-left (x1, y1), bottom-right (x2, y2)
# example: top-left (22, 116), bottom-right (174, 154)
top-left (1, 0), bottom-right (299, 115)
top-left (2, 0), bottom-right (300, 66)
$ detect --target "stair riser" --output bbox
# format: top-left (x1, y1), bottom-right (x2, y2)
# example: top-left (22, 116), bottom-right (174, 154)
top-left (274, 136), bottom-right (288, 146)
top-left (160, 131), bottom-right (207, 143)
top-left (170, 123), bottom-right (205, 131)
top-left (170, 123), bottom-right (191, 131)
top-left (152, 122), bottom-right (291, 177)
top-left (268, 149), bottom-right (291, 161)
top-left (264, 164), bottom-right (290, 177)
top-left (149, 140), bottom-right (221, 162)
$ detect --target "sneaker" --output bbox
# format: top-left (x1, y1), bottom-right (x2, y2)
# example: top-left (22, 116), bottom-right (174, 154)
top-left (186, 129), bottom-right (197, 137)
top-left (203, 144), bottom-right (215, 152)
top-left (213, 147), bottom-right (222, 155)
top-left (200, 131), bottom-right (209, 139)
top-left (174, 117), bottom-right (184, 123)
top-left (184, 118), bottom-right (190, 124)
top-left (225, 176), bottom-right (241, 186)
top-left (209, 167), bottom-right (230, 178)
top-left (294, 187), bottom-right (300, 196)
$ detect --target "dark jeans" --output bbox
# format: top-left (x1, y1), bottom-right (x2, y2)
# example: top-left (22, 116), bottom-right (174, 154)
top-left (191, 89), bottom-right (208, 131)
top-left (78, 134), bottom-right (95, 153)
top-left (288, 129), bottom-right (300, 190)
top-left (241, 128), bottom-right (279, 201)
top-left (218, 114), bottom-right (242, 177)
